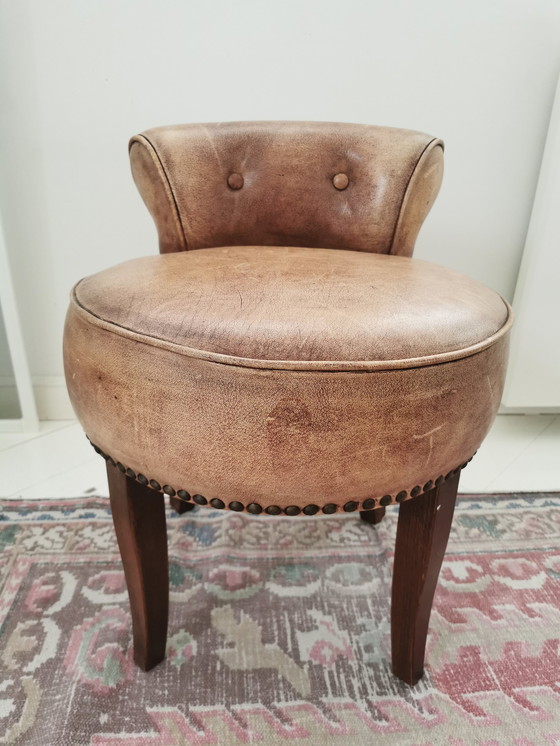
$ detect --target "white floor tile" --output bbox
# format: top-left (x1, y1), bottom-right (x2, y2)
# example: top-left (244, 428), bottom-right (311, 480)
top-left (9, 457), bottom-right (108, 499)
top-left (0, 422), bottom-right (94, 497)
top-left (484, 415), bottom-right (560, 492)
top-left (460, 414), bottom-right (558, 492)
top-left (0, 420), bottom-right (73, 451)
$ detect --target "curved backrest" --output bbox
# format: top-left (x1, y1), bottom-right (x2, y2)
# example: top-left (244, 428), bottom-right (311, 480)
top-left (129, 121), bottom-right (443, 256)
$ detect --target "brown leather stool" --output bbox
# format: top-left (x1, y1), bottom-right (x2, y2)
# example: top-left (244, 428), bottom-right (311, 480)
top-left (63, 122), bottom-right (512, 685)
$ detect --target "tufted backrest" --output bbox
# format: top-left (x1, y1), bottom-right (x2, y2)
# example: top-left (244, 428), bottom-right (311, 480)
top-left (129, 121), bottom-right (443, 256)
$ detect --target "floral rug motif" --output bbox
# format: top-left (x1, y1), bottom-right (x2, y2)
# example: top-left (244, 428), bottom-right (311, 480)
top-left (1, 494), bottom-right (560, 745)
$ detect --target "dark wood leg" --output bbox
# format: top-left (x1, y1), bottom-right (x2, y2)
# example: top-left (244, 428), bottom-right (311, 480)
top-left (391, 471), bottom-right (460, 685)
top-left (169, 495), bottom-right (196, 514)
top-left (360, 507), bottom-right (386, 524)
top-left (107, 462), bottom-right (169, 671)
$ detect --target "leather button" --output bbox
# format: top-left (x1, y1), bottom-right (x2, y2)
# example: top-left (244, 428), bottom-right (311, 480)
top-left (332, 173), bottom-right (349, 190)
top-left (227, 173), bottom-right (244, 190)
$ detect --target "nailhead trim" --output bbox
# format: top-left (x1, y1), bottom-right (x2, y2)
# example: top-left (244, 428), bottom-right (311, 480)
top-left (88, 438), bottom-right (475, 517)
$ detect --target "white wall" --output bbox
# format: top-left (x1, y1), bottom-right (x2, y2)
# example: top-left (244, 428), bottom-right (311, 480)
top-left (0, 0), bottom-right (559, 405)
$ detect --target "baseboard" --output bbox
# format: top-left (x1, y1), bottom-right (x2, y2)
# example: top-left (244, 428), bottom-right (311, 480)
top-left (32, 377), bottom-right (74, 420)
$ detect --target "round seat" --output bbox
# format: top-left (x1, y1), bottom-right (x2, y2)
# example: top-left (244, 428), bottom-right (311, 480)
top-left (64, 245), bottom-right (512, 515)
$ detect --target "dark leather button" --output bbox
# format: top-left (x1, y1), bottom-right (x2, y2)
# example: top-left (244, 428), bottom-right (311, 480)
top-left (163, 484), bottom-right (176, 496)
top-left (266, 505), bottom-right (281, 515)
top-left (149, 479), bottom-right (161, 490)
top-left (137, 474), bottom-right (148, 486)
top-left (193, 494), bottom-right (208, 505)
top-left (343, 501), bottom-right (358, 512)
top-left (380, 495), bottom-right (392, 506)
top-left (410, 486), bottom-right (421, 497)
top-left (333, 173), bottom-right (349, 190)
top-left (177, 489), bottom-right (191, 500)
top-left (210, 498), bottom-right (225, 509)
top-left (229, 501), bottom-right (244, 512)
top-left (227, 173), bottom-right (244, 190)
top-left (423, 481), bottom-right (433, 492)
top-left (396, 490), bottom-right (407, 502)
top-left (362, 498), bottom-right (376, 511)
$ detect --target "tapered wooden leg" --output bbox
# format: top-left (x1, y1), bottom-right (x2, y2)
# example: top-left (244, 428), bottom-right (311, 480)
top-left (107, 462), bottom-right (169, 671)
top-left (360, 507), bottom-right (386, 524)
top-left (169, 495), bottom-right (196, 514)
top-left (391, 471), bottom-right (460, 685)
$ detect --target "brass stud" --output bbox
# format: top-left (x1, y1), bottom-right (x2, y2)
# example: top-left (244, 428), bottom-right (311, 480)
top-left (210, 498), bottom-right (225, 509)
top-left (227, 172), bottom-right (244, 190)
top-left (322, 504), bottom-right (337, 514)
top-left (193, 494), bottom-right (208, 505)
top-left (229, 501), bottom-right (244, 512)
top-left (285, 506), bottom-right (301, 516)
top-left (137, 474), bottom-right (148, 486)
top-left (333, 172), bottom-right (349, 190)
top-left (380, 495), bottom-right (392, 507)
top-left (149, 479), bottom-right (161, 491)
top-left (163, 485), bottom-right (176, 497)
top-left (177, 489), bottom-right (191, 501)
top-left (247, 503), bottom-right (262, 515)
top-left (303, 505), bottom-right (319, 515)
top-left (265, 506), bottom-right (281, 515)
top-left (396, 491), bottom-right (407, 502)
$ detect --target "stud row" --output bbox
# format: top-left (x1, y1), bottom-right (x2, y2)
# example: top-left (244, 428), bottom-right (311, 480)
top-left (89, 438), bottom-right (473, 516)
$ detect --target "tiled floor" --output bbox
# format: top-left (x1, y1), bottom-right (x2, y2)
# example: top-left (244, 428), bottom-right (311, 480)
top-left (0, 415), bottom-right (559, 500)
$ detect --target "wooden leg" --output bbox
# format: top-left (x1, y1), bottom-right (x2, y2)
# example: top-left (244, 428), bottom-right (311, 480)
top-left (391, 471), bottom-right (460, 685)
top-left (360, 507), bottom-right (386, 524)
top-left (170, 495), bottom-right (196, 514)
top-left (107, 462), bottom-right (169, 671)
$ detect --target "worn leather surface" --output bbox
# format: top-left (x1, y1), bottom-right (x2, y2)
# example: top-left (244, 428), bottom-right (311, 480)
top-left (74, 246), bottom-right (510, 369)
top-left (63, 120), bottom-right (512, 511)
top-left (64, 295), bottom-right (509, 507)
top-left (129, 121), bottom-right (443, 256)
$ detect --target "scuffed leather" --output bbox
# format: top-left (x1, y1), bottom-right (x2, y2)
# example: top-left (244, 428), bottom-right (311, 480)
top-left (64, 296), bottom-right (509, 507)
top-left (129, 121), bottom-right (443, 256)
top-left (73, 246), bottom-right (510, 369)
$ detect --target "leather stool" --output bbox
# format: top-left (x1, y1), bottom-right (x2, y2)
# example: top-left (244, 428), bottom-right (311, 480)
top-left (63, 122), bottom-right (512, 685)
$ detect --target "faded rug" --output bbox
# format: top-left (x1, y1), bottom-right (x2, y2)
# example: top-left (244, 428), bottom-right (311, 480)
top-left (1, 494), bottom-right (560, 745)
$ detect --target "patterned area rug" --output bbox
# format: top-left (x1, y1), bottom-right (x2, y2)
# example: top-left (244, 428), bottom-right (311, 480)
top-left (1, 494), bottom-right (560, 745)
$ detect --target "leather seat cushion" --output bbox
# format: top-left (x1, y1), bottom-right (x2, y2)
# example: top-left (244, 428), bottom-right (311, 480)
top-left (64, 246), bottom-right (512, 512)
top-left (72, 246), bottom-right (509, 370)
